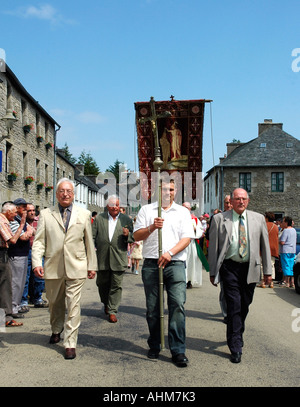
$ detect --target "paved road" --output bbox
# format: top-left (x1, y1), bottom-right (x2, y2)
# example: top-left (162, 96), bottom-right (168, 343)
top-left (0, 267), bottom-right (299, 390)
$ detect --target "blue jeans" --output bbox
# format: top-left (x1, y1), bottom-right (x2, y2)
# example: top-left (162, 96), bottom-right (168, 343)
top-left (142, 259), bottom-right (186, 355)
top-left (21, 249), bottom-right (45, 306)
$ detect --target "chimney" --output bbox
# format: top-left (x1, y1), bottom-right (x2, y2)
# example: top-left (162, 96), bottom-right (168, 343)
top-left (226, 142), bottom-right (243, 156)
top-left (258, 119), bottom-right (283, 136)
top-left (75, 164), bottom-right (85, 175)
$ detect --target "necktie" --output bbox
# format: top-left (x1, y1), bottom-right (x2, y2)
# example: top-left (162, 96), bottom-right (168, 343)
top-left (239, 215), bottom-right (247, 258)
top-left (62, 208), bottom-right (68, 231)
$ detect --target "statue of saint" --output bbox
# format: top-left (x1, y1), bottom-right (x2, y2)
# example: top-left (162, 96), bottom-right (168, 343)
top-left (160, 130), bottom-right (170, 168)
top-left (167, 122), bottom-right (182, 161)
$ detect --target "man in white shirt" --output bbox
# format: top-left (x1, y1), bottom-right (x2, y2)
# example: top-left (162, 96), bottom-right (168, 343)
top-left (133, 180), bottom-right (194, 367)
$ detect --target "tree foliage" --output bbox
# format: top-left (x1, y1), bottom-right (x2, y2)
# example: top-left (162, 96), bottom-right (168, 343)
top-left (62, 142), bottom-right (77, 164)
top-left (60, 144), bottom-right (100, 175)
top-left (106, 159), bottom-right (126, 183)
top-left (77, 150), bottom-right (100, 175)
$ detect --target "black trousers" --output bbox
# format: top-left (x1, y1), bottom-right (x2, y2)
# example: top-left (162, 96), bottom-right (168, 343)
top-left (220, 259), bottom-right (256, 354)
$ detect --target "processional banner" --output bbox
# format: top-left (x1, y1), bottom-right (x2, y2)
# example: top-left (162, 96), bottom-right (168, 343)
top-left (134, 98), bottom-right (209, 202)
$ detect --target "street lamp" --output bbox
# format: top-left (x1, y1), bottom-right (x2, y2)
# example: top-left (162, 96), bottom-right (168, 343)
top-left (1, 108), bottom-right (18, 141)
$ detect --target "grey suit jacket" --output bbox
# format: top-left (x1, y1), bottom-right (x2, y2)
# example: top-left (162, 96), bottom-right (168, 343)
top-left (208, 209), bottom-right (272, 284)
top-left (92, 212), bottom-right (134, 271)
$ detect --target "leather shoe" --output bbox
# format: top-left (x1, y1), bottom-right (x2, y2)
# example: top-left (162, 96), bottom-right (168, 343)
top-left (109, 314), bottom-right (117, 323)
top-left (104, 305), bottom-right (109, 315)
top-left (49, 333), bottom-right (61, 344)
top-left (172, 353), bottom-right (189, 367)
top-left (147, 349), bottom-right (160, 359)
top-left (230, 352), bottom-right (242, 363)
top-left (65, 348), bottom-right (76, 360)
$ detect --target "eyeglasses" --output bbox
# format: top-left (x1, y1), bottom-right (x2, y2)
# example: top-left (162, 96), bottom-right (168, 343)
top-left (58, 189), bottom-right (74, 195)
top-left (233, 197), bottom-right (248, 202)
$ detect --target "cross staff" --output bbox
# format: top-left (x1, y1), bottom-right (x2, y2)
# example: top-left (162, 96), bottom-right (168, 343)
top-left (139, 96), bottom-right (171, 350)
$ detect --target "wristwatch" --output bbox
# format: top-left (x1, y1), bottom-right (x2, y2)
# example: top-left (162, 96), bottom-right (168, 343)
top-left (168, 250), bottom-right (174, 257)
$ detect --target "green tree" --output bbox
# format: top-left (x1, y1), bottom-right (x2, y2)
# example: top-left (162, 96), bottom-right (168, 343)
top-left (61, 142), bottom-right (77, 164)
top-left (106, 159), bottom-right (126, 183)
top-left (77, 150), bottom-right (100, 175)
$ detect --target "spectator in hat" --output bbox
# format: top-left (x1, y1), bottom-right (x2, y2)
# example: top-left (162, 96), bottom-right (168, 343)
top-left (8, 198), bottom-right (34, 317)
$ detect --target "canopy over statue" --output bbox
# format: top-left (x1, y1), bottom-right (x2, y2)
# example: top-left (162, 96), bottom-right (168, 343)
top-left (134, 96), bottom-right (211, 201)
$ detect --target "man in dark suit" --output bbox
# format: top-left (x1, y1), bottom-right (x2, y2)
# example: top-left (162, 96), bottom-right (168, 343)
top-left (92, 196), bottom-right (134, 323)
top-left (208, 188), bottom-right (272, 363)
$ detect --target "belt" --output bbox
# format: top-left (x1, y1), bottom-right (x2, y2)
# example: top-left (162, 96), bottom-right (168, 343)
top-left (144, 258), bottom-right (184, 264)
top-left (223, 258), bottom-right (249, 266)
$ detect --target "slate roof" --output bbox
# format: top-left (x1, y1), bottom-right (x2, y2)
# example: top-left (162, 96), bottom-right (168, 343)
top-left (214, 125), bottom-right (300, 169)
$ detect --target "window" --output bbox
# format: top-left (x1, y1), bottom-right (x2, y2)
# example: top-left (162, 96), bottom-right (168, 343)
top-left (5, 142), bottom-right (12, 173)
top-left (23, 152), bottom-right (28, 176)
top-left (215, 172), bottom-right (218, 196)
top-left (36, 113), bottom-right (40, 137)
top-left (260, 143), bottom-right (266, 148)
top-left (45, 164), bottom-right (48, 185)
top-left (239, 173), bottom-right (251, 192)
top-left (36, 159), bottom-right (40, 181)
top-left (271, 172), bottom-right (284, 192)
top-left (21, 100), bottom-right (27, 125)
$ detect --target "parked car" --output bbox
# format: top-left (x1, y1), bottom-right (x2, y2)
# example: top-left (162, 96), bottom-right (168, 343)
top-left (296, 227), bottom-right (300, 254)
top-left (293, 228), bottom-right (300, 294)
top-left (294, 260), bottom-right (300, 294)
top-left (292, 228), bottom-right (300, 294)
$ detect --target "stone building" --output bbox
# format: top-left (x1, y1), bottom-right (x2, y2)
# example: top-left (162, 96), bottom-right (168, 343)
top-left (204, 119), bottom-right (300, 225)
top-left (55, 149), bottom-right (76, 183)
top-left (74, 164), bottom-right (105, 212)
top-left (0, 65), bottom-right (59, 210)
top-left (0, 65), bottom-right (104, 214)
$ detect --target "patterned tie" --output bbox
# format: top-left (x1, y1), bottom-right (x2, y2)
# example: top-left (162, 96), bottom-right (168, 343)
top-left (62, 208), bottom-right (68, 231)
top-left (239, 215), bottom-right (248, 258)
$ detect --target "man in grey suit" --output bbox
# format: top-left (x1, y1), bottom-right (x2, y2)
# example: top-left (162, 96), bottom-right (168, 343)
top-left (92, 196), bottom-right (134, 323)
top-left (208, 188), bottom-right (272, 363)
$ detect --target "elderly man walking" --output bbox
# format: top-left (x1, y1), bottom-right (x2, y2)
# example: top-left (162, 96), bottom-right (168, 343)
top-left (92, 195), bottom-right (134, 323)
top-left (208, 188), bottom-right (272, 363)
top-left (32, 178), bottom-right (97, 359)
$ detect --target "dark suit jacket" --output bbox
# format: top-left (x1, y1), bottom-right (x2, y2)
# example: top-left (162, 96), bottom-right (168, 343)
top-left (92, 212), bottom-right (134, 271)
top-left (208, 209), bottom-right (272, 285)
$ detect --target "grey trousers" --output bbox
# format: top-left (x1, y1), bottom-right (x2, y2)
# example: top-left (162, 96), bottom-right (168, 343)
top-left (96, 270), bottom-right (124, 314)
top-left (8, 256), bottom-right (28, 314)
top-left (0, 250), bottom-right (13, 322)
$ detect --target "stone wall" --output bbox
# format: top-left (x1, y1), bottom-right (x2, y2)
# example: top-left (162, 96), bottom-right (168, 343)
top-left (223, 167), bottom-right (300, 225)
top-left (0, 70), bottom-right (56, 210)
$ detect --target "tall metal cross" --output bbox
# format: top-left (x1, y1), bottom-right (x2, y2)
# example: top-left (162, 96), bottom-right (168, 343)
top-left (139, 96), bottom-right (171, 171)
top-left (138, 97), bottom-right (171, 351)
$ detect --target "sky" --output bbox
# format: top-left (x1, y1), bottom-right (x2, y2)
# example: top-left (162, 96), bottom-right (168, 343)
top-left (1, 0), bottom-right (300, 176)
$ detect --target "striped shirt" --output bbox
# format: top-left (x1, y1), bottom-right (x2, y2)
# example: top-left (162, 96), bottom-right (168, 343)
top-left (0, 213), bottom-right (13, 248)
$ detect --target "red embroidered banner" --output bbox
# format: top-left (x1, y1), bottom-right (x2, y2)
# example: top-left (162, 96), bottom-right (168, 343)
top-left (134, 98), bottom-right (209, 201)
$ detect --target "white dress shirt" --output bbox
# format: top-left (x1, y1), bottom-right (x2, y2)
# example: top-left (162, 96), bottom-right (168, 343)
top-left (108, 212), bottom-right (120, 241)
top-left (225, 209), bottom-right (249, 262)
top-left (133, 201), bottom-right (194, 261)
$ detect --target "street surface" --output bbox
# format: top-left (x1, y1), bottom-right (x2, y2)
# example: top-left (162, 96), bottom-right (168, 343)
top-left (0, 266), bottom-right (299, 391)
